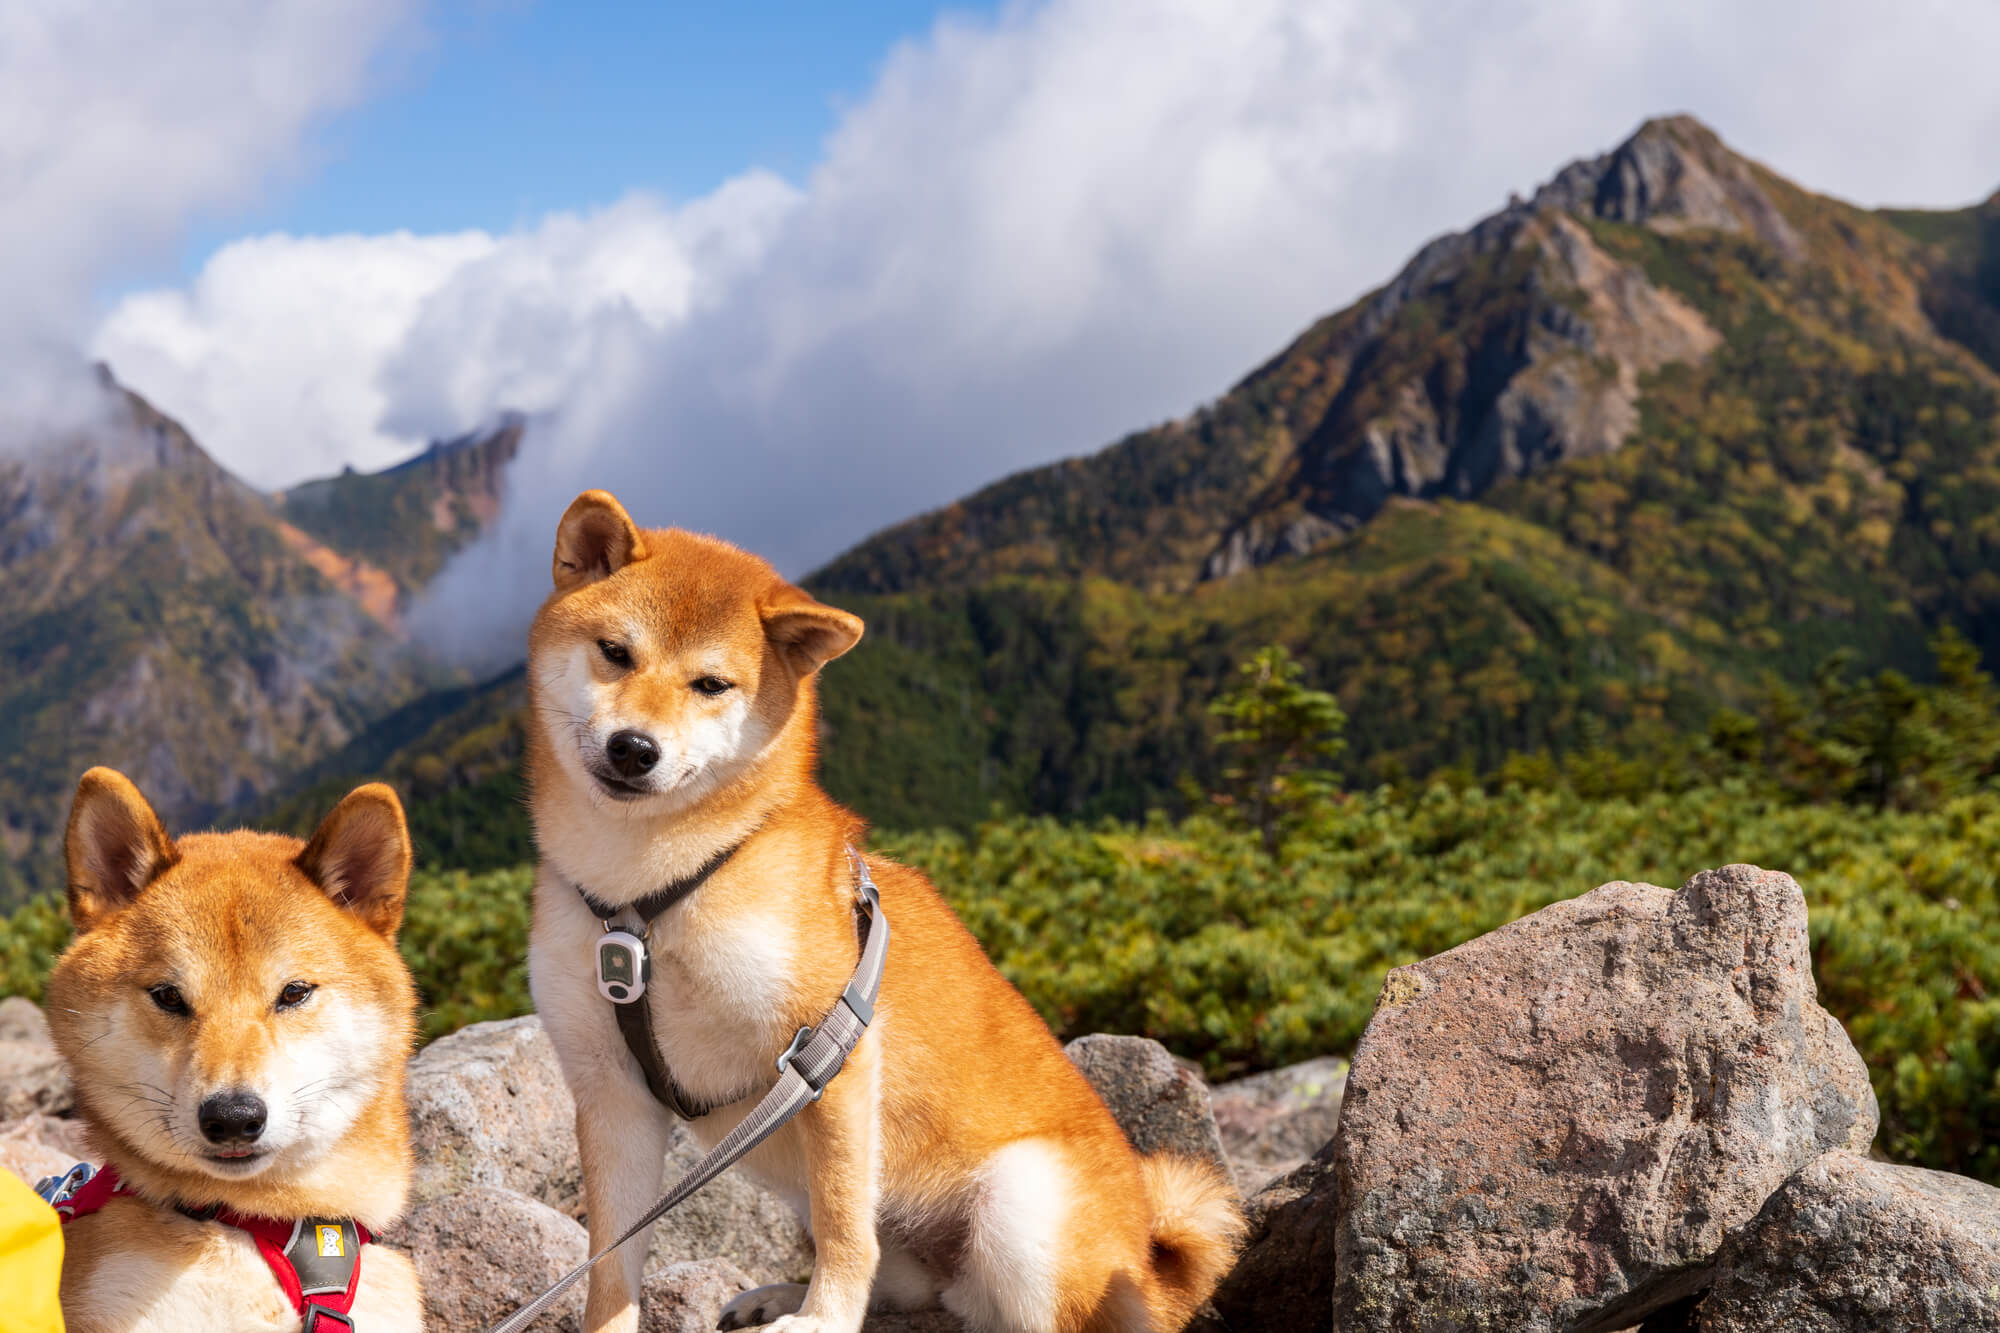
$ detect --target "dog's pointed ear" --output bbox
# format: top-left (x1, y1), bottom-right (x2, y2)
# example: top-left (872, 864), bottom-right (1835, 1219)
top-left (65, 768), bottom-right (178, 931)
top-left (295, 784), bottom-right (412, 939)
top-left (552, 490), bottom-right (648, 592)
top-left (761, 585), bottom-right (864, 675)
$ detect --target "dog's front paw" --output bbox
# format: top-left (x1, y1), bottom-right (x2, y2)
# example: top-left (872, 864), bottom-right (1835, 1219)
top-left (717, 1282), bottom-right (807, 1330)
top-left (760, 1317), bottom-right (858, 1333)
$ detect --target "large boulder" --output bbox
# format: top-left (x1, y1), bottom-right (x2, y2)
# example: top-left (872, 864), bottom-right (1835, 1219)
top-left (1210, 1055), bottom-right (1348, 1194)
top-left (1335, 865), bottom-right (1878, 1333)
top-left (1697, 1150), bottom-right (2000, 1331)
top-left (404, 1015), bottom-right (813, 1285)
top-left (0, 996), bottom-right (71, 1119)
top-left (1065, 1034), bottom-right (1230, 1177)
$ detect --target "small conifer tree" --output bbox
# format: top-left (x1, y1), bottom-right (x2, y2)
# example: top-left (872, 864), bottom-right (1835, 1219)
top-left (1206, 644), bottom-right (1346, 854)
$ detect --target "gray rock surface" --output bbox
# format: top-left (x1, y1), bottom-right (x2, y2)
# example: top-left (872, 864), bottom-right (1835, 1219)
top-left (1195, 1143), bottom-right (1339, 1333)
top-left (1065, 1033), bottom-right (1230, 1177)
top-left (0, 994), bottom-right (71, 1119)
top-left (1697, 1150), bottom-right (2000, 1331)
top-left (405, 1013), bottom-right (813, 1284)
top-left (392, 1185), bottom-right (589, 1332)
top-left (1334, 865), bottom-right (1879, 1333)
top-left (0, 1111), bottom-right (92, 1188)
top-left (1210, 1055), bottom-right (1347, 1194)
top-left (406, 1014), bottom-right (584, 1210)
top-left (641, 1258), bottom-right (757, 1333)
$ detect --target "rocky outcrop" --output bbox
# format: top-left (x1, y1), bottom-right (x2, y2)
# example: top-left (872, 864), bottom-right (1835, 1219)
top-left (1696, 1151), bottom-right (2000, 1331)
top-left (1333, 864), bottom-right (1878, 1333)
top-left (1535, 114), bottom-right (1806, 264)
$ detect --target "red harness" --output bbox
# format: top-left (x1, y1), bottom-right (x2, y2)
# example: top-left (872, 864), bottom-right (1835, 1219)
top-left (55, 1165), bottom-right (371, 1331)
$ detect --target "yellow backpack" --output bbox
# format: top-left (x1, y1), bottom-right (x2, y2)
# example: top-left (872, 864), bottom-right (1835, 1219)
top-left (0, 1169), bottom-right (65, 1333)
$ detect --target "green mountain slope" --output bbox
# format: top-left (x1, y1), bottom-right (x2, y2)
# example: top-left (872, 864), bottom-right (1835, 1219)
top-left (248, 115), bottom-right (2000, 844)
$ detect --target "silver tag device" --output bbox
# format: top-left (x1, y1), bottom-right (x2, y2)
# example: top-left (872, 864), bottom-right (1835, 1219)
top-left (596, 929), bottom-right (650, 1003)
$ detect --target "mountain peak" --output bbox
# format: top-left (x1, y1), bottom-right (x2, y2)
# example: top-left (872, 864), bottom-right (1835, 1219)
top-left (1534, 115), bottom-right (1804, 262)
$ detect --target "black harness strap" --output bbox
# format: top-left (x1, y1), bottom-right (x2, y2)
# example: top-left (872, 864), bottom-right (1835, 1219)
top-left (576, 833), bottom-right (755, 1121)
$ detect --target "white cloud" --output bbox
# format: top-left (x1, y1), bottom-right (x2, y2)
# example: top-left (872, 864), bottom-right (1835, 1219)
top-left (94, 176), bottom-right (801, 488)
top-left (85, 0), bottom-right (2000, 664)
top-left (0, 0), bottom-right (417, 436)
top-left (95, 230), bottom-right (495, 484)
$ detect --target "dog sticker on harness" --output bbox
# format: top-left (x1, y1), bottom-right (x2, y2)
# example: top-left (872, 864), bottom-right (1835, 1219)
top-left (596, 930), bottom-right (650, 1003)
top-left (317, 1225), bottom-right (344, 1258)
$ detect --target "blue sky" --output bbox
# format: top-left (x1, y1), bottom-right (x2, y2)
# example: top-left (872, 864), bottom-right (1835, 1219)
top-left (175, 0), bottom-right (994, 275)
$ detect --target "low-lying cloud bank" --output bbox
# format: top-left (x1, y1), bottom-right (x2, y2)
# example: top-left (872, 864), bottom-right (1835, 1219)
top-left (80, 0), bottom-right (2000, 668)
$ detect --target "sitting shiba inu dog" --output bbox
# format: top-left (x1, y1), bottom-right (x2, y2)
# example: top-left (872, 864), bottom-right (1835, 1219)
top-left (44, 768), bottom-right (425, 1333)
top-left (525, 491), bottom-right (1243, 1333)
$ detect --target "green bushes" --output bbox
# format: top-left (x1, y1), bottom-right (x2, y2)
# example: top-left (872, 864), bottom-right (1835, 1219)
top-left (397, 864), bottom-right (536, 1041)
top-left (3, 786), bottom-right (1994, 1183)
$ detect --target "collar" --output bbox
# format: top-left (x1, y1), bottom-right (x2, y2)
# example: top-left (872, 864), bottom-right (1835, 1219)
top-left (574, 827), bottom-right (758, 925)
top-left (49, 1163), bottom-right (370, 1331)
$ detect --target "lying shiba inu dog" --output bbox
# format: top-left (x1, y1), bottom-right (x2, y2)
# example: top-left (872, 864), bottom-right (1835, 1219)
top-left (44, 768), bottom-right (425, 1333)
top-left (525, 490), bottom-right (1243, 1333)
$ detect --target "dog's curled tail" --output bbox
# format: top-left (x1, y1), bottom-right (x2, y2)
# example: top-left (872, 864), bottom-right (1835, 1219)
top-left (1139, 1152), bottom-right (1246, 1329)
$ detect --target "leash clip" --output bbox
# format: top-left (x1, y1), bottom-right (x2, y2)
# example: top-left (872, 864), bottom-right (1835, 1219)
top-left (775, 1026), bottom-right (823, 1101)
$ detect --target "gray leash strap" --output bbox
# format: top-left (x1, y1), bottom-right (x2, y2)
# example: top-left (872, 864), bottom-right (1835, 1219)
top-left (483, 852), bottom-right (887, 1333)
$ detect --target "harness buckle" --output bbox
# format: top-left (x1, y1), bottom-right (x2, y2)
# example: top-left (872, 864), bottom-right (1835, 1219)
top-left (33, 1162), bottom-right (94, 1209)
top-left (302, 1307), bottom-right (355, 1332)
top-left (775, 1026), bottom-right (824, 1101)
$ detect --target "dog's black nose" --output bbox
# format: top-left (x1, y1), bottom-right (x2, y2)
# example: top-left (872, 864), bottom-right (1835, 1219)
top-left (198, 1090), bottom-right (267, 1144)
top-left (606, 729), bottom-right (661, 778)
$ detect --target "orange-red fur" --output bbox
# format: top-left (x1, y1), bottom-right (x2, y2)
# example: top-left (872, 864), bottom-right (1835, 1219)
top-left (524, 491), bottom-right (1242, 1333)
top-left (45, 771), bottom-right (424, 1333)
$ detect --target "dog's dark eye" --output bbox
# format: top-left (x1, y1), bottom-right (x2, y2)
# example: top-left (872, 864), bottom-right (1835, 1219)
top-left (148, 984), bottom-right (189, 1017)
top-left (691, 676), bottom-right (733, 696)
top-left (598, 640), bottom-right (632, 668)
top-left (276, 981), bottom-right (316, 1011)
